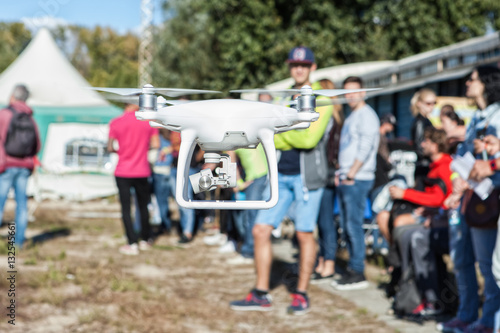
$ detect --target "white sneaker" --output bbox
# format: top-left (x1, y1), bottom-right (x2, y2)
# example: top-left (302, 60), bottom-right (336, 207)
top-left (227, 255), bottom-right (254, 265)
top-left (218, 240), bottom-right (236, 254)
top-left (119, 243), bottom-right (139, 255)
top-left (204, 233), bottom-right (227, 246)
top-left (139, 240), bottom-right (153, 251)
top-left (271, 226), bottom-right (282, 239)
top-left (379, 248), bottom-right (389, 256)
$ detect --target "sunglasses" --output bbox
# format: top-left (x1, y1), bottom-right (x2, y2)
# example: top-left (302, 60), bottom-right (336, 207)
top-left (422, 101), bottom-right (437, 106)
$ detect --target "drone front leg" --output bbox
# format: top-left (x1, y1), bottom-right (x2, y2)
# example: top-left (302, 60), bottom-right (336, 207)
top-left (259, 129), bottom-right (279, 208)
top-left (174, 129), bottom-right (279, 210)
top-left (175, 130), bottom-right (197, 207)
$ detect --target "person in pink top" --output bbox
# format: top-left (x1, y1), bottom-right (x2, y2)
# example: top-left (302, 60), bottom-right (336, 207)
top-left (108, 104), bottom-right (159, 255)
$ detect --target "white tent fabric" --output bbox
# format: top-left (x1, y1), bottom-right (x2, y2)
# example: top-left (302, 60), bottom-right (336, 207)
top-left (41, 122), bottom-right (117, 174)
top-left (0, 28), bottom-right (119, 201)
top-left (0, 27), bottom-right (108, 107)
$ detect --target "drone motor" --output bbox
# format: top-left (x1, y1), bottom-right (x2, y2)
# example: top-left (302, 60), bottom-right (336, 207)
top-left (138, 84), bottom-right (157, 111)
top-left (296, 86), bottom-right (316, 112)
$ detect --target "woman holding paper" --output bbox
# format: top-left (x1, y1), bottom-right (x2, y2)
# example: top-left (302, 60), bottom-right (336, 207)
top-left (438, 65), bottom-right (500, 333)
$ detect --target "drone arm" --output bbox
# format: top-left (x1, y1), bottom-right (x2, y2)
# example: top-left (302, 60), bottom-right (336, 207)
top-left (275, 108), bottom-right (332, 149)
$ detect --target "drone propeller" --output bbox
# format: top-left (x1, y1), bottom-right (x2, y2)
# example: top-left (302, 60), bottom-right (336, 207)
top-left (91, 84), bottom-right (221, 97)
top-left (230, 87), bottom-right (379, 98)
top-left (286, 97), bottom-right (348, 107)
top-left (105, 94), bottom-right (191, 106)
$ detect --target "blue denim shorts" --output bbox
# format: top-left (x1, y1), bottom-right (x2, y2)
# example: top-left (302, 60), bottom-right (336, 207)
top-left (255, 173), bottom-right (324, 232)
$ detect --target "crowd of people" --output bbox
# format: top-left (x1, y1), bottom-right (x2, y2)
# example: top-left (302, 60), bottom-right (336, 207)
top-left (1, 46), bottom-right (500, 332)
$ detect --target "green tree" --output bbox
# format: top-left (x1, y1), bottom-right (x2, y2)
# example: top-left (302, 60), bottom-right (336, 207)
top-left (0, 23), bottom-right (139, 89)
top-left (0, 23), bottom-right (32, 73)
top-left (368, 0), bottom-right (500, 59)
top-left (71, 26), bottom-right (139, 88)
top-left (154, 0), bottom-right (500, 92)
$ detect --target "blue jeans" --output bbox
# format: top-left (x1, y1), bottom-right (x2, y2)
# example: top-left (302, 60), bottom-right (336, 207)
top-left (495, 309), bottom-right (500, 333)
top-left (0, 168), bottom-right (31, 248)
top-left (240, 176), bottom-right (269, 258)
top-left (337, 179), bottom-right (374, 273)
top-left (449, 215), bottom-right (500, 328)
top-left (369, 185), bottom-right (389, 252)
top-left (495, 223), bottom-right (500, 332)
top-left (171, 167), bottom-right (196, 235)
top-left (256, 173), bottom-right (324, 233)
top-left (317, 186), bottom-right (338, 261)
top-left (153, 172), bottom-right (172, 231)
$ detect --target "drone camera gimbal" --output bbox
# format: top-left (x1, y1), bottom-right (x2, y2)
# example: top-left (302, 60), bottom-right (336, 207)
top-left (189, 153), bottom-right (237, 194)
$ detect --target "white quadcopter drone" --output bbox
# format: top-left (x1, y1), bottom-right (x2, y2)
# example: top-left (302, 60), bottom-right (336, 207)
top-left (94, 84), bottom-right (376, 210)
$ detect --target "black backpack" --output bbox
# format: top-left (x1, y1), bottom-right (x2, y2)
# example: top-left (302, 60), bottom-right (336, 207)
top-left (392, 266), bottom-right (422, 318)
top-left (4, 107), bottom-right (38, 158)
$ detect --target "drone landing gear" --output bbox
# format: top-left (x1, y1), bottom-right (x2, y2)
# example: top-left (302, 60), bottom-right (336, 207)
top-left (175, 129), bottom-right (278, 210)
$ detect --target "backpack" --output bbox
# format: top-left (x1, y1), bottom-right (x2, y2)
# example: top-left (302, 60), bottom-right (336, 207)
top-left (4, 107), bottom-right (38, 158)
top-left (392, 265), bottom-right (422, 318)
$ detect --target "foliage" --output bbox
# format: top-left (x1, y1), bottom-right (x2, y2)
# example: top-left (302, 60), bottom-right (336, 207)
top-left (0, 23), bottom-right (31, 73)
top-left (69, 26), bottom-right (139, 88)
top-left (154, 0), bottom-right (500, 92)
top-left (0, 0), bottom-right (499, 92)
top-left (0, 22), bottom-right (139, 88)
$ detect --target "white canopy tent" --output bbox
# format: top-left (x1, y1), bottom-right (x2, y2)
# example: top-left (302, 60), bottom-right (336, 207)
top-left (0, 28), bottom-right (122, 201)
top-left (0, 28), bottom-right (108, 107)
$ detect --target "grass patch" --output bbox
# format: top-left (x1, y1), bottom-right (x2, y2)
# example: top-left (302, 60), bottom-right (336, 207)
top-left (110, 277), bottom-right (146, 293)
top-left (0, 240), bottom-right (8, 255)
top-left (24, 264), bottom-right (67, 288)
top-left (152, 244), bottom-right (177, 251)
top-left (79, 308), bottom-right (109, 325)
top-left (58, 250), bottom-right (66, 260)
top-left (24, 257), bottom-right (37, 265)
top-left (356, 307), bottom-right (369, 316)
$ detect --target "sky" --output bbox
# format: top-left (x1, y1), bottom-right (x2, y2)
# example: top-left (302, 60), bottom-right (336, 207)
top-left (0, 0), bottom-right (165, 34)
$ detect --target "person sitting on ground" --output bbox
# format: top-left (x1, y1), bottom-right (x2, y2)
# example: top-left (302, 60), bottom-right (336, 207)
top-left (387, 128), bottom-right (453, 315)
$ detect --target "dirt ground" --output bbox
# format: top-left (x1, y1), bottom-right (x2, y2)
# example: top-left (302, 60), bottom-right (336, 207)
top-left (0, 198), bottom-right (393, 333)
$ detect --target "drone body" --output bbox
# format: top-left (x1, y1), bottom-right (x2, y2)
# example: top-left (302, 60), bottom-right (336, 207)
top-left (93, 84), bottom-right (378, 210)
top-left (137, 97), bottom-right (320, 210)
